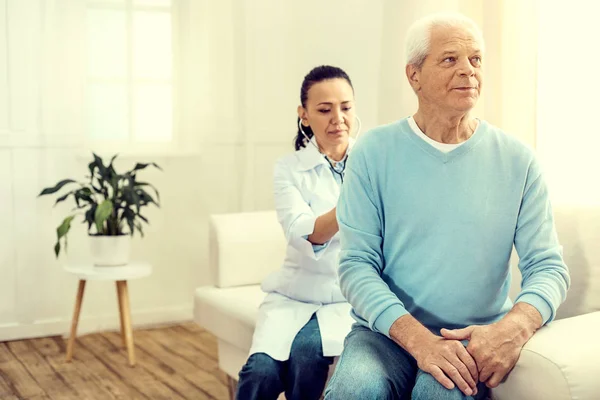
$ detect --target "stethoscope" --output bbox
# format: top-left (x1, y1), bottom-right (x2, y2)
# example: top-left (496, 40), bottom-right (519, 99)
top-left (298, 116), bottom-right (361, 184)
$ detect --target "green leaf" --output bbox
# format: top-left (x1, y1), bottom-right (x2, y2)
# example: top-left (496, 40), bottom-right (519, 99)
top-left (94, 199), bottom-right (113, 234)
top-left (57, 215), bottom-right (75, 240)
top-left (84, 203), bottom-right (98, 231)
top-left (38, 179), bottom-right (76, 196)
top-left (108, 154), bottom-right (119, 168)
top-left (135, 188), bottom-right (157, 207)
top-left (88, 161), bottom-right (95, 179)
top-left (55, 215), bottom-right (75, 258)
top-left (109, 173), bottom-right (120, 196)
top-left (135, 221), bottom-right (144, 238)
top-left (55, 187), bottom-right (94, 208)
top-left (91, 154), bottom-right (111, 200)
top-left (75, 187), bottom-right (94, 204)
top-left (54, 190), bottom-right (73, 206)
top-left (131, 190), bottom-right (141, 214)
top-left (132, 162), bottom-right (162, 172)
top-left (127, 220), bottom-right (135, 236)
top-left (122, 208), bottom-right (136, 236)
top-left (135, 182), bottom-right (161, 204)
top-left (52, 185), bottom-right (94, 208)
top-left (120, 186), bottom-right (140, 214)
top-left (91, 183), bottom-right (103, 194)
top-left (93, 153), bottom-right (107, 177)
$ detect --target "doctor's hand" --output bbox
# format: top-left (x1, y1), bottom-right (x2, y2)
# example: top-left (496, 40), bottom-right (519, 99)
top-left (412, 335), bottom-right (479, 396)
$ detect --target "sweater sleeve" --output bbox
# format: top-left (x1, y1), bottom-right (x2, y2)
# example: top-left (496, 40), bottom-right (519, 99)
top-left (337, 146), bottom-right (409, 337)
top-left (513, 157), bottom-right (570, 324)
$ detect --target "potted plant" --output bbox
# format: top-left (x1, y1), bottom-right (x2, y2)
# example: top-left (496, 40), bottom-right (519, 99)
top-left (38, 153), bottom-right (162, 266)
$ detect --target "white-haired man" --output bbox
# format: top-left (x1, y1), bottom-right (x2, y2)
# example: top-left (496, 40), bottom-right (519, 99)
top-left (324, 12), bottom-right (569, 400)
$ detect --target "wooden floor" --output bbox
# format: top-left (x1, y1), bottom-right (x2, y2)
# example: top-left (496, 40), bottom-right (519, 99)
top-left (0, 323), bottom-right (230, 400)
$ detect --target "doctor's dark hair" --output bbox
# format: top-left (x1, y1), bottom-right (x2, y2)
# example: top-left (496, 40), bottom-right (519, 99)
top-left (295, 65), bottom-right (354, 151)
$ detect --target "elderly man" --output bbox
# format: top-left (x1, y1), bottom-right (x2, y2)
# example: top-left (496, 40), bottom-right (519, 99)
top-left (324, 12), bottom-right (570, 400)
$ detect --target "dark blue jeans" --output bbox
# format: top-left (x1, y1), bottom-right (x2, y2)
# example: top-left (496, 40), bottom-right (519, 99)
top-left (325, 324), bottom-right (489, 400)
top-left (236, 314), bottom-right (334, 400)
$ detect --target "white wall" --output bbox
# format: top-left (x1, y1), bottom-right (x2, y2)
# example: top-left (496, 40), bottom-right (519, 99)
top-left (212, 0), bottom-right (386, 211)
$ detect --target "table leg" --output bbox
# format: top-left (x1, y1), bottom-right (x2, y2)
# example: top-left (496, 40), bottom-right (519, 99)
top-left (227, 376), bottom-right (237, 400)
top-left (65, 280), bottom-right (86, 362)
top-left (116, 281), bottom-right (126, 346)
top-left (117, 280), bottom-right (135, 366)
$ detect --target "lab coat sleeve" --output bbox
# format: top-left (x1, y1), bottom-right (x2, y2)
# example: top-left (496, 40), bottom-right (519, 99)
top-left (274, 157), bottom-right (330, 260)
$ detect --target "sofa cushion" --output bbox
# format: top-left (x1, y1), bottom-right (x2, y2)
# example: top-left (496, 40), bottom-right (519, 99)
top-left (553, 207), bottom-right (600, 319)
top-left (194, 285), bottom-right (266, 350)
top-left (493, 311), bottom-right (600, 400)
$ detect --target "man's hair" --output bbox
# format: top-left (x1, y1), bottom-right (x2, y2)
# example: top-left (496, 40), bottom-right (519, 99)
top-left (405, 12), bottom-right (485, 69)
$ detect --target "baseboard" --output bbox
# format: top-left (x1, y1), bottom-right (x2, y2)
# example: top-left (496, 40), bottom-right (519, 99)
top-left (0, 304), bottom-right (193, 342)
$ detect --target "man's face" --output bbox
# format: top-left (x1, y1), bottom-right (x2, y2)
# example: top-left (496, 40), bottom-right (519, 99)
top-left (408, 25), bottom-right (483, 114)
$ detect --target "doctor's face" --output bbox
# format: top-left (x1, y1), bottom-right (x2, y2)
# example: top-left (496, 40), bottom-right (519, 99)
top-left (299, 78), bottom-right (355, 150)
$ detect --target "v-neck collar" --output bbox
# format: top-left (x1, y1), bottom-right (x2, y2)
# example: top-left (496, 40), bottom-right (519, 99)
top-left (401, 118), bottom-right (486, 164)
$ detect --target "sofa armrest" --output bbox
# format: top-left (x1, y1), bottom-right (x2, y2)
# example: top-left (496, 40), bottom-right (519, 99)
top-left (209, 211), bottom-right (287, 288)
top-left (493, 311), bottom-right (600, 400)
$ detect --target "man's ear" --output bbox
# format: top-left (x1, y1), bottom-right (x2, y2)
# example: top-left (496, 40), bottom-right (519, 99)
top-left (406, 64), bottom-right (421, 92)
top-left (297, 106), bottom-right (309, 126)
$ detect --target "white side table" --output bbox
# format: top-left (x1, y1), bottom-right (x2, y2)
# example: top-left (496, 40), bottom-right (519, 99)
top-left (64, 262), bottom-right (152, 366)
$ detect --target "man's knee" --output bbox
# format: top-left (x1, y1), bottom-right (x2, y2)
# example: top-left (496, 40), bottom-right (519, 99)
top-left (325, 372), bottom-right (392, 400)
top-left (326, 325), bottom-right (415, 399)
top-left (412, 372), bottom-right (468, 400)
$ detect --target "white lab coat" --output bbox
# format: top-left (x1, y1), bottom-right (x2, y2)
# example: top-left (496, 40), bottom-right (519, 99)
top-left (249, 140), bottom-right (356, 361)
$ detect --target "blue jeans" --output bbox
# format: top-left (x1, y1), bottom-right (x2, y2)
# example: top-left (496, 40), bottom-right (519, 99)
top-left (325, 324), bottom-right (489, 400)
top-left (236, 314), bottom-right (334, 400)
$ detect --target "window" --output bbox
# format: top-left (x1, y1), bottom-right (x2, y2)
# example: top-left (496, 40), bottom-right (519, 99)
top-left (85, 0), bottom-right (174, 148)
top-left (537, 1), bottom-right (600, 206)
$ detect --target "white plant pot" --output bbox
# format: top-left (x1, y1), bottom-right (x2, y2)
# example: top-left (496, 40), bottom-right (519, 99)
top-left (90, 235), bottom-right (131, 267)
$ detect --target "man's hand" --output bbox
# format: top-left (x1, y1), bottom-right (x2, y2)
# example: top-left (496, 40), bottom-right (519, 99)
top-left (441, 303), bottom-right (543, 388)
top-left (441, 323), bottom-right (519, 388)
top-left (389, 314), bottom-right (479, 396)
top-left (413, 335), bottom-right (480, 396)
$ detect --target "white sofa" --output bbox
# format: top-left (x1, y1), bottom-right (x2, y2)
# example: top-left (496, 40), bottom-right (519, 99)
top-left (194, 208), bottom-right (600, 399)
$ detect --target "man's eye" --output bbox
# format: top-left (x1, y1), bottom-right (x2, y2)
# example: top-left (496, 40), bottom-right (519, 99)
top-left (444, 57), bottom-right (456, 63)
top-left (343, 107), bottom-right (352, 111)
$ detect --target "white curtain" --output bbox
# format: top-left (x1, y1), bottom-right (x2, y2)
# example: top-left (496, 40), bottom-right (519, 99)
top-left (478, 0), bottom-right (599, 207)
top-left (1, 0), bottom-right (88, 337)
top-left (537, 1), bottom-right (600, 206)
top-left (0, 0), bottom-right (218, 341)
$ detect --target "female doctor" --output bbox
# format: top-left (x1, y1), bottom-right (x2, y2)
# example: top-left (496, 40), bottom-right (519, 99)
top-left (236, 65), bottom-right (360, 400)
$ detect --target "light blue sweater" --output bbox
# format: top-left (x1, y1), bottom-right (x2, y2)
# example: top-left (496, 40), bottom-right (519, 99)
top-left (337, 118), bottom-right (570, 337)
